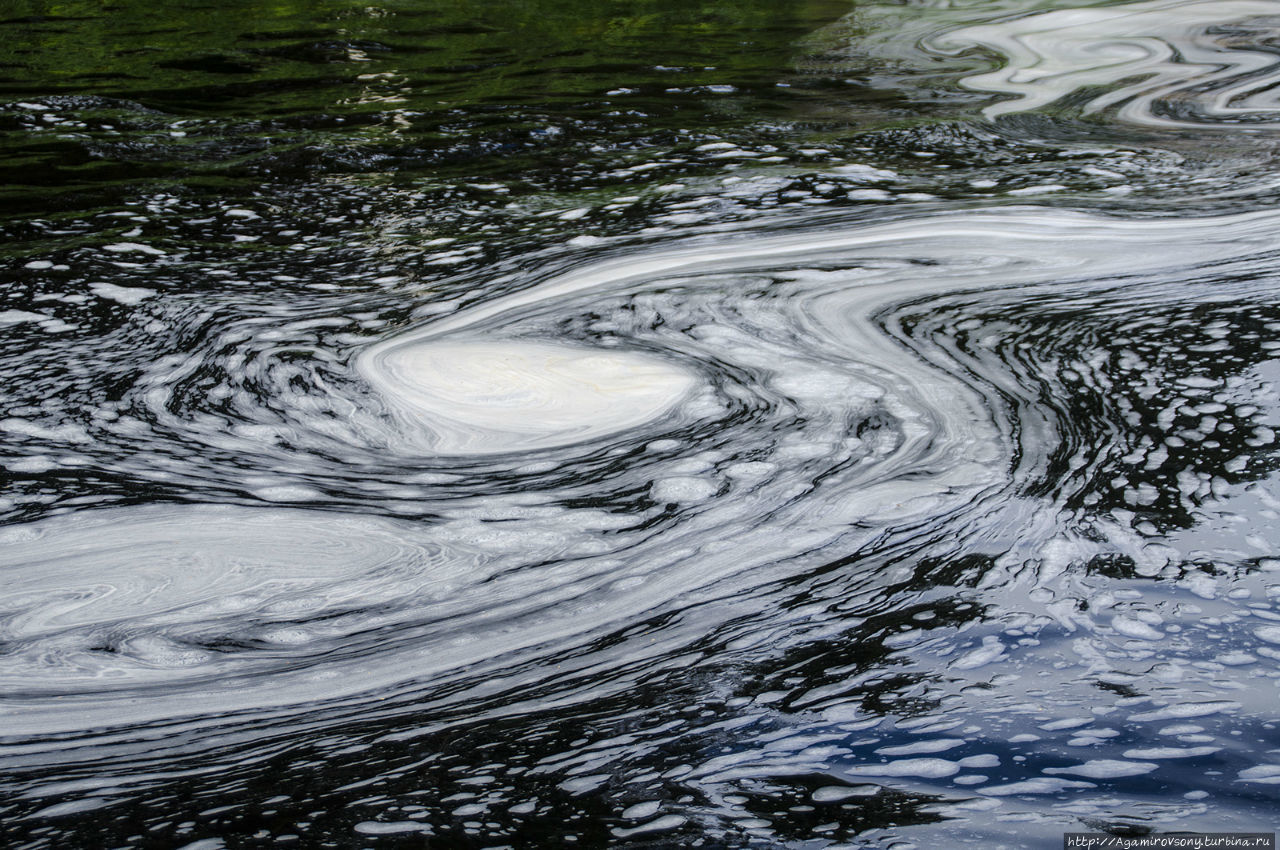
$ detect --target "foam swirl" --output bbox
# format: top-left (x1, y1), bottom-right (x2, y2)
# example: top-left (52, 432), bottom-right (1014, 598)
top-left (930, 0), bottom-right (1280, 127)
top-left (6, 209), bottom-right (1280, 846)
top-left (359, 340), bottom-right (696, 454)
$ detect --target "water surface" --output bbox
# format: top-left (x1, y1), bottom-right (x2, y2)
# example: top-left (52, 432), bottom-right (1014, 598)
top-left (2, 0), bottom-right (1280, 847)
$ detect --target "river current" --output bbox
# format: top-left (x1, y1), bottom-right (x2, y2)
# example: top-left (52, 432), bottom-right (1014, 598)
top-left (2, 0), bottom-right (1280, 847)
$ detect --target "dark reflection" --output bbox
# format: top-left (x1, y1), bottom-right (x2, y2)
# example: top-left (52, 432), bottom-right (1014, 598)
top-left (0, 588), bottom-right (962, 848)
top-left (0, 0), bottom-right (854, 211)
top-left (736, 775), bottom-right (947, 841)
top-left (740, 595), bottom-right (987, 716)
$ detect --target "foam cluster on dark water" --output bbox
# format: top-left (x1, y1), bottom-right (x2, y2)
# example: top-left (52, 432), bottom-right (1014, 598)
top-left (4, 0), bottom-right (1280, 846)
top-left (933, 0), bottom-right (1280, 127)
top-left (4, 208), bottom-right (1280, 845)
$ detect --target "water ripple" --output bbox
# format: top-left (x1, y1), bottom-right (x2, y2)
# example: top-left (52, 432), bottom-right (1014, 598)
top-left (4, 210), bottom-right (1279, 782)
top-left (931, 0), bottom-right (1280, 127)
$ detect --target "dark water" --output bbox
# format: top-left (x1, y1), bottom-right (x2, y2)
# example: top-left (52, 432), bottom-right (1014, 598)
top-left (3, 0), bottom-right (1280, 847)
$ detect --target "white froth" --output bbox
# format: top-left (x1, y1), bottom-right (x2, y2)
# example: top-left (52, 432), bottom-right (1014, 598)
top-left (875, 739), bottom-right (965, 756)
top-left (1122, 746), bottom-right (1220, 759)
top-left (89, 281), bottom-right (157, 305)
top-left (620, 801), bottom-right (662, 819)
top-left (811, 785), bottom-right (877, 802)
top-left (9, 207), bottom-right (1280, 825)
top-left (1045, 759), bottom-right (1159, 779)
top-left (362, 340), bottom-right (696, 454)
top-left (1237, 765), bottom-right (1280, 784)
top-left (1128, 700), bottom-right (1242, 722)
top-left (1254, 625), bottom-right (1280, 644)
top-left (980, 778), bottom-right (1095, 796)
top-left (845, 758), bottom-right (960, 779)
top-left (0, 506), bottom-right (455, 694)
top-left (932, 0), bottom-right (1280, 127)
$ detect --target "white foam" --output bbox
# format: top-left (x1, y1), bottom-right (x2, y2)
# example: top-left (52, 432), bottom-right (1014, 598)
top-left (875, 739), bottom-right (965, 756)
top-left (1237, 765), bottom-right (1280, 784)
top-left (845, 758), bottom-right (960, 779)
top-left (1112, 615), bottom-right (1164, 640)
top-left (354, 821), bottom-right (434, 835)
top-left (620, 801), bottom-right (661, 819)
top-left (1044, 760), bottom-right (1159, 778)
top-left (0, 309), bottom-right (52, 325)
top-left (361, 341), bottom-right (696, 454)
top-left (1254, 625), bottom-right (1280, 644)
top-left (611, 815), bottom-right (686, 837)
top-left (932, 0), bottom-right (1280, 127)
top-left (811, 785), bottom-right (877, 802)
top-left (650, 476), bottom-right (719, 505)
top-left (1122, 746), bottom-right (1220, 759)
top-left (952, 635), bottom-right (1007, 669)
top-left (980, 778), bottom-right (1095, 796)
top-left (102, 242), bottom-right (165, 255)
top-left (1129, 701), bottom-right (1242, 722)
top-left (89, 282), bottom-right (157, 305)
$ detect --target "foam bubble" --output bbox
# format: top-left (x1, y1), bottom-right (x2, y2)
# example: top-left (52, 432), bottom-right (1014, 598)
top-left (360, 340), bottom-right (696, 455)
top-left (1045, 760), bottom-right (1160, 779)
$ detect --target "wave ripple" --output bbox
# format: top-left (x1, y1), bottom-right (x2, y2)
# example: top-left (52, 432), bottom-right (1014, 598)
top-left (932, 0), bottom-right (1280, 126)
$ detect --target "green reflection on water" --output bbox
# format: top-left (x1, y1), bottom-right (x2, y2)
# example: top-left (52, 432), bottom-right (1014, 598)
top-left (1, 0), bottom-right (852, 115)
top-left (0, 0), bottom-right (868, 212)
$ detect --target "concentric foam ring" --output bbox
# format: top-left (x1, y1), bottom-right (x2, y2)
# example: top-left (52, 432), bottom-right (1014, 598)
top-left (362, 340), bottom-right (697, 454)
